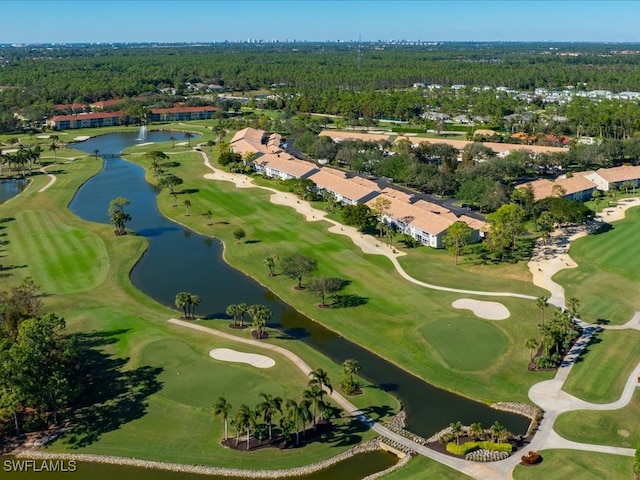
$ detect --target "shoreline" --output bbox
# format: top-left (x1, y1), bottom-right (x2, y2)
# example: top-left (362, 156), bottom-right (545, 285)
top-left (14, 439), bottom-right (400, 478)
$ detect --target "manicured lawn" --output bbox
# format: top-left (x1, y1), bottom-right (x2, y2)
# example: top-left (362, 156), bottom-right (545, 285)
top-left (512, 450), bottom-right (633, 480)
top-left (555, 390), bottom-right (640, 449)
top-left (0, 139), bottom-right (397, 469)
top-left (397, 242), bottom-right (545, 296)
top-left (424, 317), bottom-right (510, 372)
top-left (380, 455), bottom-right (472, 479)
top-left (122, 143), bottom-right (554, 405)
top-left (563, 329), bottom-right (640, 403)
top-left (10, 209), bottom-right (109, 294)
top-left (554, 207), bottom-right (640, 325)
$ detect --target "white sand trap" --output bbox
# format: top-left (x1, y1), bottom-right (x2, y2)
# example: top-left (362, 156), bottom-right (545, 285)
top-left (137, 142), bottom-right (154, 146)
top-left (73, 135), bottom-right (91, 142)
top-left (176, 141), bottom-right (188, 146)
top-left (452, 298), bottom-right (510, 320)
top-left (209, 348), bottom-right (275, 368)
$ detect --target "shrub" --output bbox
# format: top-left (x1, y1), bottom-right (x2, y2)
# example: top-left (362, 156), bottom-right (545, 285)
top-left (446, 442), bottom-right (480, 456)
top-left (466, 449), bottom-right (510, 462)
top-left (447, 441), bottom-right (512, 456)
top-left (521, 450), bottom-right (541, 465)
top-left (478, 441), bottom-right (512, 452)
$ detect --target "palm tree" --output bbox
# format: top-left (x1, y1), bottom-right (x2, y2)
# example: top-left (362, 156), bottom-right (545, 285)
top-left (566, 296), bottom-right (580, 320)
top-left (525, 337), bottom-right (539, 362)
top-left (184, 131), bottom-right (194, 147)
top-left (536, 296), bottom-right (548, 327)
top-left (248, 304), bottom-right (271, 338)
top-left (204, 209), bottom-right (213, 226)
top-left (237, 303), bottom-right (248, 327)
top-left (226, 304), bottom-right (239, 326)
top-left (175, 291), bottom-right (190, 318)
top-left (212, 397), bottom-right (232, 441)
top-left (489, 421), bottom-right (508, 443)
top-left (189, 293), bottom-right (200, 318)
top-left (469, 422), bottom-right (484, 441)
top-left (93, 148), bottom-right (100, 159)
top-left (264, 254), bottom-right (278, 277)
top-left (285, 399), bottom-right (302, 446)
top-left (256, 393), bottom-right (282, 439)
top-left (183, 199), bottom-right (192, 216)
top-left (342, 358), bottom-right (360, 388)
top-left (450, 420), bottom-right (464, 445)
top-left (170, 136), bottom-right (177, 148)
top-left (286, 398), bottom-right (312, 443)
top-left (309, 368), bottom-right (333, 395)
top-left (233, 404), bottom-right (252, 449)
top-left (302, 385), bottom-right (325, 429)
top-left (49, 138), bottom-right (59, 161)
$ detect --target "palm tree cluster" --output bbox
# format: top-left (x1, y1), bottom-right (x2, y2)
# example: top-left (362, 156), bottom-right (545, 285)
top-left (225, 303), bottom-right (271, 338)
top-left (174, 291), bottom-right (201, 319)
top-left (445, 420), bottom-right (510, 445)
top-left (527, 296), bottom-right (581, 369)
top-left (212, 369), bottom-right (340, 450)
top-left (1, 144), bottom-right (42, 178)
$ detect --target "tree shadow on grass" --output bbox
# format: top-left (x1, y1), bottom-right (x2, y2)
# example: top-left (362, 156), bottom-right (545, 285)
top-left (359, 404), bottom-right (395, 422)
top-left (331, 294), bottom-right (368, 308)
top-left (61, 329), bottom-right (163, 449)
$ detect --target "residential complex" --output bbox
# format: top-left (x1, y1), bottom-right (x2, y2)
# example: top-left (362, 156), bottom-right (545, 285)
top-left (234, 127), bottom-right (486, 248)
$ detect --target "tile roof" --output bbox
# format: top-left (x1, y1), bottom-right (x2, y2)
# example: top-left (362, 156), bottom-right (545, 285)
top-left (50, 111), bottom-right (123, 122)
top-left (309, 169), bottom-right (380, 203)
top-left (520, 175), bottom-right (597, 201)
top-left (255, 153), bottom-right (318, 178)
top-left (399, 136), bottom-right (567, 154)
top-left (593, 165), bottom-right (640, 183)
top-left (318, 130), bottom-right (393, 143)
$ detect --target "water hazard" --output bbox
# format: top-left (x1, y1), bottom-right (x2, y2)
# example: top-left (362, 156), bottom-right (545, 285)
top-left (70, 131), bottom-right (530, 437)
top-left (0, 178), bottom-right (28, 203)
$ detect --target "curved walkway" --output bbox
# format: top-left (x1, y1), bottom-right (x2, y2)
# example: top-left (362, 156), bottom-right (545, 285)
top-left (168, 318), bottom-right (477, 477)
top-left (193, 147), bottom-right (640, 477)
top-left (197, 149), bottom-right (536, 301)
top-left (37, 165), bottom-right (57, 192)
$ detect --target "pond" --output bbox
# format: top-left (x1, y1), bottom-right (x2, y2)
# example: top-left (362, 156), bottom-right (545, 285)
top-left (0, 178), bottom-right (29, 203)
top-left (0, 450), bottom-right (398, 480)
top-left (69, 131), bottom-right (530, 439)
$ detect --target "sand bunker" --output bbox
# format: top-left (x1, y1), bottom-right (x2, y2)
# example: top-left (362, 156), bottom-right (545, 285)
top-left (452, 298), bottom-right (510, 320)
top-left (209, 348), bottom-right (275, 368)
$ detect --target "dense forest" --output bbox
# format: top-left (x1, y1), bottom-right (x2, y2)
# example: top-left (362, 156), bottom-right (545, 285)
top-left (2, 42), bottom-right (640, 135)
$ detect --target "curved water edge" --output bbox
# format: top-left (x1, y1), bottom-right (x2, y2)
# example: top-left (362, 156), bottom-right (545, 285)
top-left (69, 131), bottom-right (529, 437)
top-left (1, 447), bottom-right (399, 480)
top-left (0, 178), bottom-right (30, 204)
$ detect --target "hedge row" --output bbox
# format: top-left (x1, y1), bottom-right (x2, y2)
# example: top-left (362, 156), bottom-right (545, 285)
top-left (446, 441), bottom-right (512, 456)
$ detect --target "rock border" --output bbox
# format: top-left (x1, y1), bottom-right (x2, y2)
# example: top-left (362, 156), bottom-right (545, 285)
top-left (17, 439), bottom-right (394, 478)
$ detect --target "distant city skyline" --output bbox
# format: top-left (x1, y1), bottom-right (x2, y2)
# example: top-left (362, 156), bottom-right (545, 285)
top-left (2, 1), bottom-right (640, 44)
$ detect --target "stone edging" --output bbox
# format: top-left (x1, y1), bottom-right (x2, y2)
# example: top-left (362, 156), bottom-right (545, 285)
top-left (17, 439), bottom-right (389, 478)
top-left (490, 402), bottom-right (542, 436)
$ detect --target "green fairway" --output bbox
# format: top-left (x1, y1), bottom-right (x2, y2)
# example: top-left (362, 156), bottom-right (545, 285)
top-left (563, 329), bottom-right (640, 403)
top-left (555, 390), bottom-right (640, 449)
top-left (380, 455), bottom-right (472, 479)
top-left (555, 207), bottom-right (640, 324)
top-left (9, 209), bottom-right (109, 294)
top-left (423, 317), bottom-right (510, 371)
top-left (0, 137), bottom-right (399, 469)
top-left (512, 450), bottom-right (633, 480)
top-left (123, 142), bottom-right (553, 405)
top-left (397, 245), bottom-right (545, 296)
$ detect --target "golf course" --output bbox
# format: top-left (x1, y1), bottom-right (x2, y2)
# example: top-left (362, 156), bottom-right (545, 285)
top-left (2, 121), bottom-right (640, 479)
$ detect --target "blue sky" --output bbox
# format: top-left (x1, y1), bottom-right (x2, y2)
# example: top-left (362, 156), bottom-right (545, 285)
top-left (2, 1), bottom-right (640, 44)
